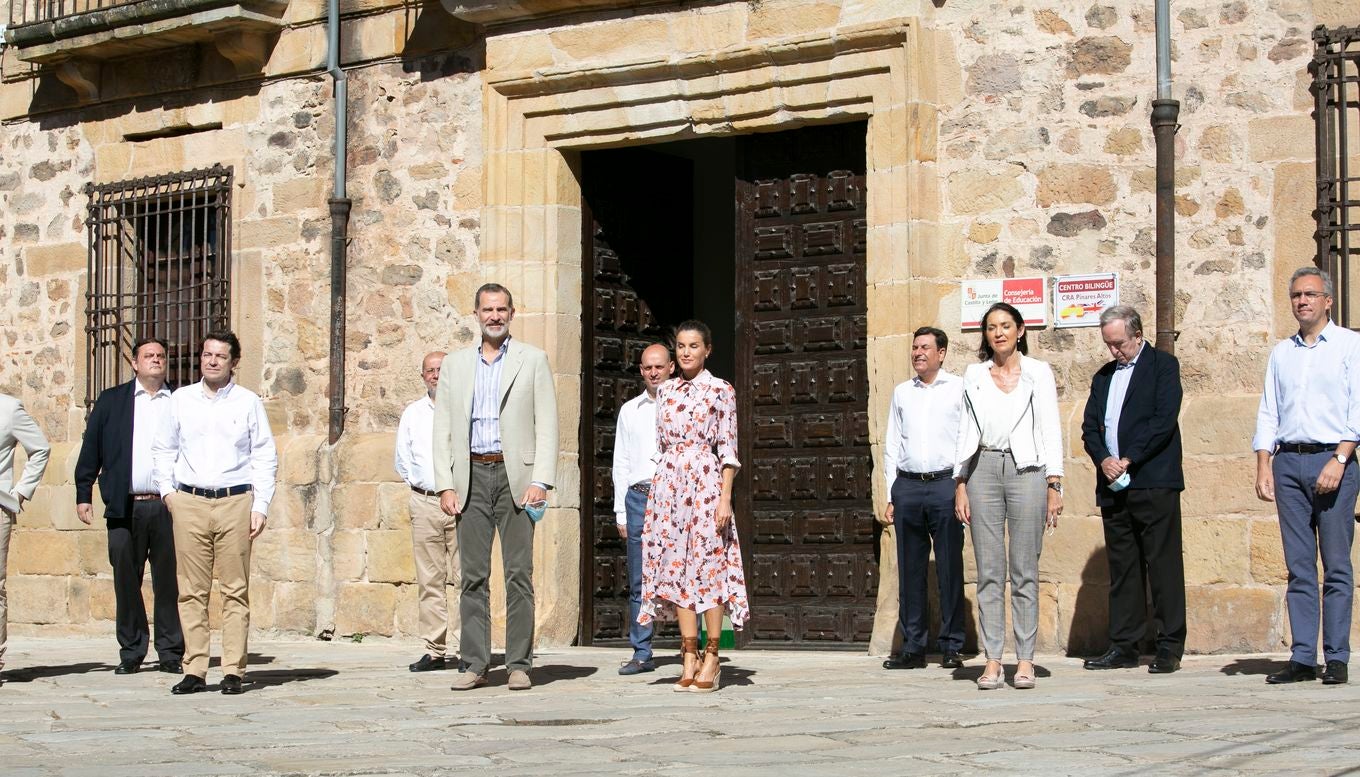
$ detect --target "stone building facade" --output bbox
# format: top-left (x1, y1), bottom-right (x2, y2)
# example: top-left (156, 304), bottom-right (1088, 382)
top-left (0, 0), bottom-right (1354, 656)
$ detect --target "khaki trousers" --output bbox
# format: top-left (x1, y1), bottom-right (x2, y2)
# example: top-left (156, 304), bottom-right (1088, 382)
top-left (0, 511), bottom-right (11, 670)
top-left (410, 491), bottom-right (461, 657)
top-left (170, 491), bottom-right (252, 678)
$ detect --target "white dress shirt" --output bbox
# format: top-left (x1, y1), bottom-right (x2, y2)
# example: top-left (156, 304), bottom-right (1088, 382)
top-left (1103, 341), bottom-right (1144, 460)
top-left (395, 395), bottom-right (436, 492)
top-left (612, 390), bottom-right (660, 524)
top-left (1254, 320), bottom-right (1360, 451)
top-left (153, 380), bottom-right (278, 516)
top-left (130, 381), bottom-right (172, 495)
top-left (882, 371), bottom-right (964, 493)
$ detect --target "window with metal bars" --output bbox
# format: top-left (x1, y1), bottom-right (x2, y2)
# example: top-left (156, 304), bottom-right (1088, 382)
top-left (85, 165), bottom-right (233, 408)
top-left (1314, 25), bottom-right (1360, 327)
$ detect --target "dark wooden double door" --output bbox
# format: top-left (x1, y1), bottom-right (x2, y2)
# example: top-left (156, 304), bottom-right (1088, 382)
top-left (580, 122), bottom-right (876, 647)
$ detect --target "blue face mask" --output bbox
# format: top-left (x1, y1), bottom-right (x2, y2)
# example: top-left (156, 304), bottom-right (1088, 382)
top-left (525, 500), bottom-right (548, 523)
top-left (1108, 472), bottom-right (1131, 492)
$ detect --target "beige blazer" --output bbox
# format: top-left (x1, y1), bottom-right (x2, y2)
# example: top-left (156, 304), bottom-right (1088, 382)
top-left (0, 393), bottom-right (51, 512)
top-left (432, 338), bottom-right (558, 511)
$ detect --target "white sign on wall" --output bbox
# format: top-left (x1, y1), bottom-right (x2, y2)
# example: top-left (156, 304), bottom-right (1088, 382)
top-left (1052, 273), bottom-right (1119, 328)
top-left (961, 277), bottom-right (1048, 329)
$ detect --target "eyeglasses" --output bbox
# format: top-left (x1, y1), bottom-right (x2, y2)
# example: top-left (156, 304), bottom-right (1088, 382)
top-left (1289, 291), bottom-right (1329, 300)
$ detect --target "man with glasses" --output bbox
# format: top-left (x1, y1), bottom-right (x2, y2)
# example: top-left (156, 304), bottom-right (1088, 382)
top-left (1254, 267), bottom-right (1360, 685)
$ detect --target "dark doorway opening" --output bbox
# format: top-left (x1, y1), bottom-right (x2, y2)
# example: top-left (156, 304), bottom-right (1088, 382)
top-left (579, 121), bottom-right (875, 649)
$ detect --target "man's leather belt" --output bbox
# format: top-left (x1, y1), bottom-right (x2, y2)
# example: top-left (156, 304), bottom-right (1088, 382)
top-left (980, 446), bottom-right (1012, 453)
top-left (897, 469), bottom-right (953, 482)
top-left (131, 493), bottom-right (161, 501)
top-left (411, 486), bottom-right (438, 497)
top-left (178, 484), bottom-right (251, 499)
top-left (1277, 442), bottom-right (1333, 455)
top-left (629, 482), bottom-right (652, 495)
top-left (470, 452), bottom-right (504, 463)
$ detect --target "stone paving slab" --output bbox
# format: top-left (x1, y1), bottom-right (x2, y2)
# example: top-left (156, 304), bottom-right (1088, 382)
top-left (2, 637), bottom-right (1359, 775)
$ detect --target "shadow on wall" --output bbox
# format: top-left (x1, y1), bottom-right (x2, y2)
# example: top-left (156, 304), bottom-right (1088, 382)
top-left (1067, 550), bottom-right (1110, 657)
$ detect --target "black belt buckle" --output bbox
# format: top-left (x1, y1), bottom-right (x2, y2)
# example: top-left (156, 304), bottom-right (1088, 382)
top-left (179, 484), bottom-right (251, 499)
top-left (1278, 442), bottom-right (1330, 455)
top-left (897, 469), bottom-right (952, 482)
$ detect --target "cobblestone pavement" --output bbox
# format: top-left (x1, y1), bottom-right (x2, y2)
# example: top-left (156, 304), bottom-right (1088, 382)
top-left (1, 637), bottom-right (1358, 776)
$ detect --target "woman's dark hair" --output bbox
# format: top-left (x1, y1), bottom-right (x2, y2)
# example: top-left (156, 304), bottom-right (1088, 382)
top-left (976, 302), bottom-right (1028, 361)
top-left (674, 319), bottom-right (712, 348)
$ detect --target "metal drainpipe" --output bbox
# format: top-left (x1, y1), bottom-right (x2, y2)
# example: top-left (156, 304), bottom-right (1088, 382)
top-left (1152, 0), bottom-right (1179, 354)
top-left (327, 0), bottom-right (351, 443)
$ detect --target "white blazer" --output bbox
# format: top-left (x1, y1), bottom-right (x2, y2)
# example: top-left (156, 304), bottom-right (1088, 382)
top-left (954, 355), bottom-right (1064, 480)
top-left (0, 393), bottom-right (51, 512)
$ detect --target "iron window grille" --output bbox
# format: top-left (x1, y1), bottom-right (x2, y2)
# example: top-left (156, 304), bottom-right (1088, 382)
top-left (85, 164), bottom-right (233, 407)
top-left (1314, 25), bottom-right (1360, 327)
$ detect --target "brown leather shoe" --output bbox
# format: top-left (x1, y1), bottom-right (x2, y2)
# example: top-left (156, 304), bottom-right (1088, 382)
top-left (673, 636), bottom-right (700, 692)
top-left (691, 638), bottom-right (722, 693)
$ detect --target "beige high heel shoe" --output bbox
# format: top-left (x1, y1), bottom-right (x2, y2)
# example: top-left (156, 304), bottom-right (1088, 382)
top-left (673, 636), bottom-right (700, 692)
top-left (690, 637), bottom-right (722, 693)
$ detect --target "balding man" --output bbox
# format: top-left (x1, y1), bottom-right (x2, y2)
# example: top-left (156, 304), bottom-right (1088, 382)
top-left (396, 351), bottom-right (462, 673)
top-left (612, 343), bottom-right (674, 675)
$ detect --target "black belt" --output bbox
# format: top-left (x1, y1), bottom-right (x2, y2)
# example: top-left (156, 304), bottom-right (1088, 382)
top-left (629, 482), bottom-right (652, 495)
top-left (178, 484), bottom-right (251, 499)
top-left (1277, 442), bottom-right (1333, 455)
top-left (131, 493), bottom-right (161, 501)
top-left (411, 486), bottom-right (438, 497)
top-left (980, 446), bottom-right (1011, 453)
top-left (896, 468), bottom-right (953, 482)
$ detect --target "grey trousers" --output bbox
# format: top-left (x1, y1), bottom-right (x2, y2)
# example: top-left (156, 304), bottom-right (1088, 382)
top-left (458, 460), bottom-right (535, 675)
top-left (966, 450), bottom-right (1047, 661)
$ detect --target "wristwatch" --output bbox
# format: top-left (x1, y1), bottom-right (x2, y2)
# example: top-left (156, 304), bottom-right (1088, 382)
top-left (1337, 452), bottom-right (1350, 466)
top-left (1047, 481), bottom-right (1063, 494)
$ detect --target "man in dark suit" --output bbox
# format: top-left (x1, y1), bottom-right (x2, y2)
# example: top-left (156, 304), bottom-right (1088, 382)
top-left (76, 336), bottom-right (183, 675)
top-left (1080, 305), bottom-right (1186, 674)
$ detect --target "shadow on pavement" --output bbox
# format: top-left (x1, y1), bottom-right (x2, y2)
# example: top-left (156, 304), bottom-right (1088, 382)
top-left (643, 659), bottom-right (755, 687)
top-left (243, 668), bottom-right (340, 690)
top-left (1220, 657), bottom-right (1290, 676)
top-left (2, 662), bottom-right (114, 682)
top-left (530, 663), bottom-right (599, 686)
top-left (209, 653), bottom-right (277, 668)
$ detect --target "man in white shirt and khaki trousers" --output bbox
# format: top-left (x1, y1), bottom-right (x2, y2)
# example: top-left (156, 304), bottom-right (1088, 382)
top-left (154, 331), bottom-right (277, 695)
top-left (612, 343), bottom-right (673, 676)
top-left (397, 350), bottom-right (462, 673)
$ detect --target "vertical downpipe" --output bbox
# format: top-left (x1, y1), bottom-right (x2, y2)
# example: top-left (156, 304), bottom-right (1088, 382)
top-left (1152, 0), bottom-right (1180, 353)
top-left (316, 0), bottom-right (350, 638)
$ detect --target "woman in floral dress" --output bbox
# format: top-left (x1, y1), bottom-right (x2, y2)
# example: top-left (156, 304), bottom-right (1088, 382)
top-left (638, 320), bottom-right (749, 693)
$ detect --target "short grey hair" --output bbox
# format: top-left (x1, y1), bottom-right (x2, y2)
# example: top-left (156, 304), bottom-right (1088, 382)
top-left (1289, 266), bottom-right (1335, 298)
top-left (1099, 305), bottom-right (1142, 337)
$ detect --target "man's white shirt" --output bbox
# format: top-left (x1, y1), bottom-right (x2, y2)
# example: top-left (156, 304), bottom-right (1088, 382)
top-left (883, 371), bottom-right (965, 493)
top-left (1254, 320), bottom-right (1360, 451)
top-left (130, 381), bottom-right (172, 495)
top-left (612, 391), bottom-right (659, 525)
top-left (152, 380), bottom-right (278, 516)
top-left (395, 395), bottom-right (437, 492)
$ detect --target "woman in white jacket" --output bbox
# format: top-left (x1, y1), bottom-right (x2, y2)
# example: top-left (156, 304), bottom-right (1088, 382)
top-left (954, 302), bottom-right (1064, 690)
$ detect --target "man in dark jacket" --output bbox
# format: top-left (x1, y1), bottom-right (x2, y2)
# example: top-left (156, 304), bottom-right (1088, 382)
top-left (76, 336), bottom-right (183, 674)
top-left (1080, 306), bottom-right (1186, 674)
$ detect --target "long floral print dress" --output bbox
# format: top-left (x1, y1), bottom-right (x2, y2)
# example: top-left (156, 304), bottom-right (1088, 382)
top-left (638, 369), bottom-right (750, 628)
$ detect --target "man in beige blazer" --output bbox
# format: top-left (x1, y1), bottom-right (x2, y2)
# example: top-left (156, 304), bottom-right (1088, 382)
top-left (435, 283), bottom-right (557, 691)
top-left (0, 392), bottom-right (51, 683)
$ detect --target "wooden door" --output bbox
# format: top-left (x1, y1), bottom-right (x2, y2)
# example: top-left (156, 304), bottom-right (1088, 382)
top-left (578, 149), bottom-right (692, 645)
top-left (734, 122), bottom-right (876, 645)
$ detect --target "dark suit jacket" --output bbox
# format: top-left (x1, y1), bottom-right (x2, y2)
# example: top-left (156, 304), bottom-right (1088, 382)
top-left (1081, 344), bottom-right (1184, 507)
top-left (76, 380), bottom-right (159, 520)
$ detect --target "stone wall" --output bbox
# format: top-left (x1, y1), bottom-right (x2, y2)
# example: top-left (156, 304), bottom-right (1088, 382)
top-left (1, 0), bottom-right (1357, 655)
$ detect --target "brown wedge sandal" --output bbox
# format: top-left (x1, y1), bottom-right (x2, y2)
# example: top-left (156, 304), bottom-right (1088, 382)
top-left (673, 636), bottom-right (700, 692)
top-left (690, 637), bottom-right (722, 693)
